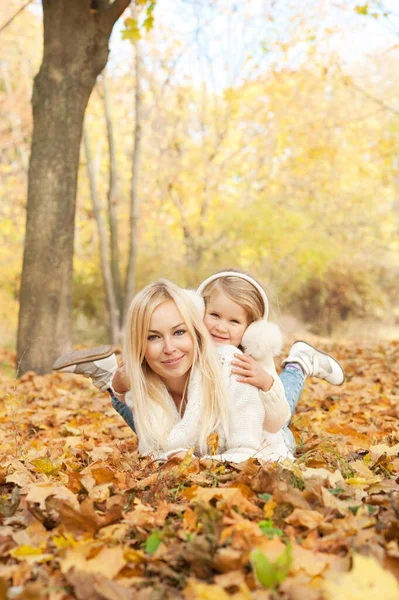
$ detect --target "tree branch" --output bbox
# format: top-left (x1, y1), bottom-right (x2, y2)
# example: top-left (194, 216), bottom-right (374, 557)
top-left (0, 0), bottom-right (33, 35)
top-left (99, 0), bottom-right (132, 32)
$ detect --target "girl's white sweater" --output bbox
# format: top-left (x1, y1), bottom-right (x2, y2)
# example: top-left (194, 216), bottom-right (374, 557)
top-left (125, 345), bottom-right (293, 463)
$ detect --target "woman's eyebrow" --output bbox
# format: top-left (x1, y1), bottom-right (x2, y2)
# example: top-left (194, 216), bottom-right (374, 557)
top-left (148, 322), bottom-right (185, 334)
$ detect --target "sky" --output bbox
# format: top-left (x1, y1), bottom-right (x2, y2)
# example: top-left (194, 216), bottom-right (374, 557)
top-left (108, 0), bottom-right (399, 89)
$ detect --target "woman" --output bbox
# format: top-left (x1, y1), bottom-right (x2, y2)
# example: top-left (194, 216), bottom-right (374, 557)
top-left (117, 279), bottom-right (275, 462)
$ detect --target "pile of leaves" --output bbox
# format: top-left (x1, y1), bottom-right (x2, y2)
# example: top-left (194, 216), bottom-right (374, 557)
top-left (0, 339), bottom-right (398, 599)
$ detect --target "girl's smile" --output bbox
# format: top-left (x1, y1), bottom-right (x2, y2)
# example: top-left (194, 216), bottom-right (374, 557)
top-left (203, 291), bottom-right (249, 348)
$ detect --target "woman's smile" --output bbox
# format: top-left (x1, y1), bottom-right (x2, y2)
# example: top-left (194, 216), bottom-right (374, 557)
top-left (144, 300), bottom-right (194, 389)
top-left (161, 354), bottom-right (185, 366)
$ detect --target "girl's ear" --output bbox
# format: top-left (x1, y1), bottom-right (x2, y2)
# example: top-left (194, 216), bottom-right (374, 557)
top-left (241, 321), bottom-right (283, 360)
top-left (183, 289), bottom-right (205, 318)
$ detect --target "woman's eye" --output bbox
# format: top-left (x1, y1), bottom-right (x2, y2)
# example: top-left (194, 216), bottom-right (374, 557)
top-left (147, 334), bottom-right (159, 341)
top-left (174, 329), bottom-right (186, 336)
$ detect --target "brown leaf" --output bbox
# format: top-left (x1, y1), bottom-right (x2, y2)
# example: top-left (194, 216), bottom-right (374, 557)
top-left (285, 508), bottom-right (325, 530)
top-left (60, 543), bottom-right (126, 579)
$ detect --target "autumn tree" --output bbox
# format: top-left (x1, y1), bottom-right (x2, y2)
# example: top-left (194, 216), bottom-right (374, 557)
top-left (16, 0), bottom-right (133, 375)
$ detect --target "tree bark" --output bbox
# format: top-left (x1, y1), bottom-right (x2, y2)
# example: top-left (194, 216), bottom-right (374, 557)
top-left (83, 124), bottom-right (121, 344)
top-left (102, 73), bottom-right (123, 323)
top-left (17, 0), bottom-right (130, 375)
top-left (124, 35), bottom-right (143, 322)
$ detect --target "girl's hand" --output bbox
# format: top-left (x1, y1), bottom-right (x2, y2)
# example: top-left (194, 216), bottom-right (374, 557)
top-left (112, 364), bottom-right (130, 394)
top-left (231, 353), bottom-right (274, 392)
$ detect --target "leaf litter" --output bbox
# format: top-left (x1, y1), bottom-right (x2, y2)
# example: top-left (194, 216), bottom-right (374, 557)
top-left (0, 340), bottom-right (398, 599)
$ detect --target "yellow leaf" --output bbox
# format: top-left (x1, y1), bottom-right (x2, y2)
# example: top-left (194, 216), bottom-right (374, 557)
top-left (124, 547), bottom-right (147, 564)
top-left (346, 476), bottom-right (381, 486)
top-left (52, 533), bottom-right (76, 550)
top-left (30, 457), bottom-right (61, 476)
top-left (206, 432), bottom-right (219, 456)
top-left (10, 545), bottom-right (54, 564)
top-left (183, 579), bottom-right (231, 599)
top-left (60, 542), bottom-right (126, 579)
top-left (323, 554), bottom-right (399, 600)
top-left (264, 498), bottom-right (277, 519)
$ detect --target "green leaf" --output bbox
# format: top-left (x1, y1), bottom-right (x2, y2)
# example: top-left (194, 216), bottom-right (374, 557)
top-left (258, 493), bottom-right (272, 503)
top-left (145, 531), bottom-right (162, 554)
top-left (250, 544), bottom-right (292, 589)
top-left (258, 519), bottom-right (283, 539)
top-left (327, 487), bottom-right (345, 496)
top-left (349, 506), bottom-right (360, 515)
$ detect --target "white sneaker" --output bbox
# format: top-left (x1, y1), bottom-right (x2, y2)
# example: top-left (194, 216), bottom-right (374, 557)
top-left (52, 345), bottom-right (117, 391)
top-left (281, 341), bottom-right (345, 386)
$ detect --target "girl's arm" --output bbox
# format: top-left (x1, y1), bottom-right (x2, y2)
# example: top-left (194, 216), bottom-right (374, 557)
top-left (213, 346), bottom-right (266, 462)
top-left (231, 353), bottom-right (291, 433)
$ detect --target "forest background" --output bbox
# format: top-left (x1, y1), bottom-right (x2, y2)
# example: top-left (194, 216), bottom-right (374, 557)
top-left (1, 0), bottom-right (399, 354)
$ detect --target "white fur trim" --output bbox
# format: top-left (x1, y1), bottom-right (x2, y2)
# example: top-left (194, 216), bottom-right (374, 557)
top-left (241, 321), bottom-right (283, 360)
top-left (183, 289), bottom-right (205, 318)
top-left (197, 271), bottom-right (269, 320)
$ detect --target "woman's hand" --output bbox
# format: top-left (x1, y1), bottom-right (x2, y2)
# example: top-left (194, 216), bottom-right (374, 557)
top-left (231, 353), bottom-right (274, 392)
top-left (112, 364), bottom-right (130, 394)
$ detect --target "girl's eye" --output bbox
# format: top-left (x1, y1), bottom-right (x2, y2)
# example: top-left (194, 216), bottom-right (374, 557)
top-left (210, 312), bottom-right (219, 318)
top-left (231, 320), bottom-right (240, 324)
top-left (174, 329), bottom-right (186, 336)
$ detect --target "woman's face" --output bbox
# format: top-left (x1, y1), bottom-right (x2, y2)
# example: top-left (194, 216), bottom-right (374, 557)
top-left (144, 299), bottom-right (195, 387)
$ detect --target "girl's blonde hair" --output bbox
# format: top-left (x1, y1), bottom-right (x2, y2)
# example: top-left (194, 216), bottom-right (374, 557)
top-left (123, 279), bottom-right (230, 454)
top-left (201, 268), bottom-right (265, 324)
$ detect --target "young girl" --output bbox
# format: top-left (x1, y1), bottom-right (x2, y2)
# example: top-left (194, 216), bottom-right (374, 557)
top-left (53, 270), bottom-right (344, 458)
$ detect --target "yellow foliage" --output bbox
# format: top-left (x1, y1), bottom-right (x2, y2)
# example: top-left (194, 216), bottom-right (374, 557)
top-left (323, 554), bottom-right (399, 600)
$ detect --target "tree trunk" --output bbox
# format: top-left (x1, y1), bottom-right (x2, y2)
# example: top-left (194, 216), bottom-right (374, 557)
top-left (83, 124), bottom-right (121, 345)
top-left (103, 73), bottom-right (123, 322)
top-left (17, 0), bottom-right (130, 375)
top-left (123, 35), bottom-right (143, 323)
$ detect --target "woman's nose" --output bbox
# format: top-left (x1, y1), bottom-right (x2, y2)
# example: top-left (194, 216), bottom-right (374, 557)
top-left (163, 338), bottom-right (176, 354)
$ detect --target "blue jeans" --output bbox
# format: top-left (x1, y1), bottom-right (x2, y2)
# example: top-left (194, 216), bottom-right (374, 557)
top-left (280, 364), bottom-right (305, 452)
top-left (109, 392), bottom-right (136, 432)
top-left (108, 364), bottom-right (305, 453)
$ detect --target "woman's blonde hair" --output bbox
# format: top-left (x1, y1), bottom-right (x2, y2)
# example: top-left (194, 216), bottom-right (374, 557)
top-left (123, 279), bottom-right (229, 454)
top-left (201, 268), bottom-right (265, 324)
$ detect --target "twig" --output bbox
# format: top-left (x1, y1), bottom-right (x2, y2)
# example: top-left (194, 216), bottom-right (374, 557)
top-left (0, 0), bottom-right (34, 35)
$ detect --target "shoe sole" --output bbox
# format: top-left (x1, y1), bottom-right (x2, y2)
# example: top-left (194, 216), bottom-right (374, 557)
top-left (52, 345), bottom-right (114, 371)
top-left (294, 340), bottom-right (345, 385)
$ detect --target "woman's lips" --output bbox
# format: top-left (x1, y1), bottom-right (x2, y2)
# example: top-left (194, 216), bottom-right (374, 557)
top-left (161, 355), bottom-right (185, 366)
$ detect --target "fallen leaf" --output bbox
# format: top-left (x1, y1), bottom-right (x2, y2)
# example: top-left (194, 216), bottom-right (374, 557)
top-left (323, 553), bottom-right (399, 599)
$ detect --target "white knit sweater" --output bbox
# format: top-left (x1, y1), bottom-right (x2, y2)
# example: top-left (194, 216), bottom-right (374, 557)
top-left (125, 345), bottom-right (293, 463)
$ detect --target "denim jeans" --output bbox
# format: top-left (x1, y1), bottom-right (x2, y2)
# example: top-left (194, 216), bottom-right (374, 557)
top-left (109, 391), bottom-right (136, 432)
top-left (280, 364), bottom-right (305, 452)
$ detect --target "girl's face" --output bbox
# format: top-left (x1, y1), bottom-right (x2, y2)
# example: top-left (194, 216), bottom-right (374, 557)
top-left (144, 299), bottom-right (194, 388)
top-left (203, 291), bottom-right (249, 348)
